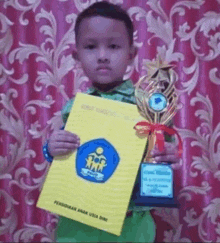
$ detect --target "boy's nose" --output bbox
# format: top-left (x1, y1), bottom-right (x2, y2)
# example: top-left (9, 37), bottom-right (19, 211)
top-left (97, 48), bottom-right (109, 63)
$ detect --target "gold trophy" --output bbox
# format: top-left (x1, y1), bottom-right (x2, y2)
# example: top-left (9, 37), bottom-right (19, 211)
top-left (131, 56), bottom-right (182, 208)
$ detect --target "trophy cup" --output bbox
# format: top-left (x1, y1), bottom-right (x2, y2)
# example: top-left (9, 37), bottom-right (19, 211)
top-left (131, 57), bottom-right (182, 208)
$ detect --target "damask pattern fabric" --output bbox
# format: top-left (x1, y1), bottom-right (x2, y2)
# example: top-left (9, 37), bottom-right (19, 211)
top-left (0, 0), bottom-right (220, 242)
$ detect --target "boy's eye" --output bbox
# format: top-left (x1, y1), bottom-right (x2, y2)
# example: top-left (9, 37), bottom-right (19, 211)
top-left (109, 44), bottom-right (120, 49)
top-left (85, 45), bottom-right (96, 49)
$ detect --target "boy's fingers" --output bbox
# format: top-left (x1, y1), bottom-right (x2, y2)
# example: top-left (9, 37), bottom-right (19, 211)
top-left (55, 130), bottom-right (78, 137)
top-left (54, 141), bottom-right (80, 149)
top-left (53, 149), bottom-right (75, 156)
top-left (151, 143), bottom-right (178, 156)
top-left (150, 148), bottom-right (166, 156)
top-left (55, 134), bottom-right (80, 143)
top-left (151, 150), bottom-right (177, 157)
top-left (61, 130), bottom-right (78, 136)
top-left (154, 155), bottom-right (180, 163)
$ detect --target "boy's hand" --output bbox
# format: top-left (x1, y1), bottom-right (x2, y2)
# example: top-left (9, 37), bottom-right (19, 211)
top-left (48, 130), bottom-right (80, 157)
top-left (150, 141), bottom-right (180, 165)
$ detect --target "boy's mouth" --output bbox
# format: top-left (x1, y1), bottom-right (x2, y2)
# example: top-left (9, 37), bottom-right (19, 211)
top-left (97, 66), bottom-right (111, 70)
top-left (96, 66), bottom-right (111, 74)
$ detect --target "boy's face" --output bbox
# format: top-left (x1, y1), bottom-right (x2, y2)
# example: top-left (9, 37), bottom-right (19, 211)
top-left (73, 16), bottom-right (136, 90)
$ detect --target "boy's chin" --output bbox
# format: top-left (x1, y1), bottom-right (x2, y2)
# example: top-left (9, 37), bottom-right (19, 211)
top-left (92, 80), bottom-right (124, 92)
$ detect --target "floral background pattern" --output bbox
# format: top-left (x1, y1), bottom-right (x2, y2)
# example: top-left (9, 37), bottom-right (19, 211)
top-left (0, 0), bottom-right (220, 242)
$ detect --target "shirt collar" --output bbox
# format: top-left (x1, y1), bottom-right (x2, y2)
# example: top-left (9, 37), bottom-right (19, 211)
top-left (86, 79), bottom-right (134, 96)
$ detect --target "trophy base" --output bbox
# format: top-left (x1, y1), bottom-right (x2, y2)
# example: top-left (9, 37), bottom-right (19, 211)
top-left (131, 194), bottom-right (179, 208)
top-left (131, 163), bottom-right (179, 208)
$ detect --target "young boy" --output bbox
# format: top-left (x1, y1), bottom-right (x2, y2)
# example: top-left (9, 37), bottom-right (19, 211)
top-left (43, 2), bottom-right (180, 242)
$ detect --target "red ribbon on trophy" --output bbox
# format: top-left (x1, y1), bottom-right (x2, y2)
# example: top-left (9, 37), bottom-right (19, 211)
top-left (134, 121), bottom-right (183, 157)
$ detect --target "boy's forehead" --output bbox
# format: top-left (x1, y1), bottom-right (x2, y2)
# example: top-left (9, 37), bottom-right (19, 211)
top-left (77, 16), bottom-right (129, 40)
top-left (83, 36), bottom-right (123, 42)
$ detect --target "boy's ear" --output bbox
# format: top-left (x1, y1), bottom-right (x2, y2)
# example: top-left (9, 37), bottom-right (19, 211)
top-left (128, 46), bottom-right (138, 65)
top-left (72, 48), bottom-right (79, 61)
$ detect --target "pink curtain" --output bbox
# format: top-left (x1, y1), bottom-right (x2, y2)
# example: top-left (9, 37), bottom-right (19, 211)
top-left (1, 0), bottom-right (220, 242)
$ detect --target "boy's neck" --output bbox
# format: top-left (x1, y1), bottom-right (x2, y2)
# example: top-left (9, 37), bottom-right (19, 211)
top-left (92, 80), bottom-right (125, 92)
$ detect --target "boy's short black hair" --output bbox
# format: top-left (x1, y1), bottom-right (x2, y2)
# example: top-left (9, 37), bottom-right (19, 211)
top-left (75, 1), bottom-right (134, 45)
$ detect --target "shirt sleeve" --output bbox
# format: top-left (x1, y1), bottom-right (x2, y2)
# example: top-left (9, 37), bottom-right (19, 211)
top-left (61, 99), bottom-right (75, 124)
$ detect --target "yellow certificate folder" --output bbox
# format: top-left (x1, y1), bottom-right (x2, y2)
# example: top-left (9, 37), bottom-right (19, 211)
top-left (37, 93), bottom-right (146, 236)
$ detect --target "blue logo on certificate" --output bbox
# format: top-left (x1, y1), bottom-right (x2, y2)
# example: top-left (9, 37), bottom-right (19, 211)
top-left (76, 138), bottom-right (120, 183)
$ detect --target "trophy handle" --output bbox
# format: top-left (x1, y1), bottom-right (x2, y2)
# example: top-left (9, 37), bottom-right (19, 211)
top-left (141, 133), bottom-right (156, 163)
